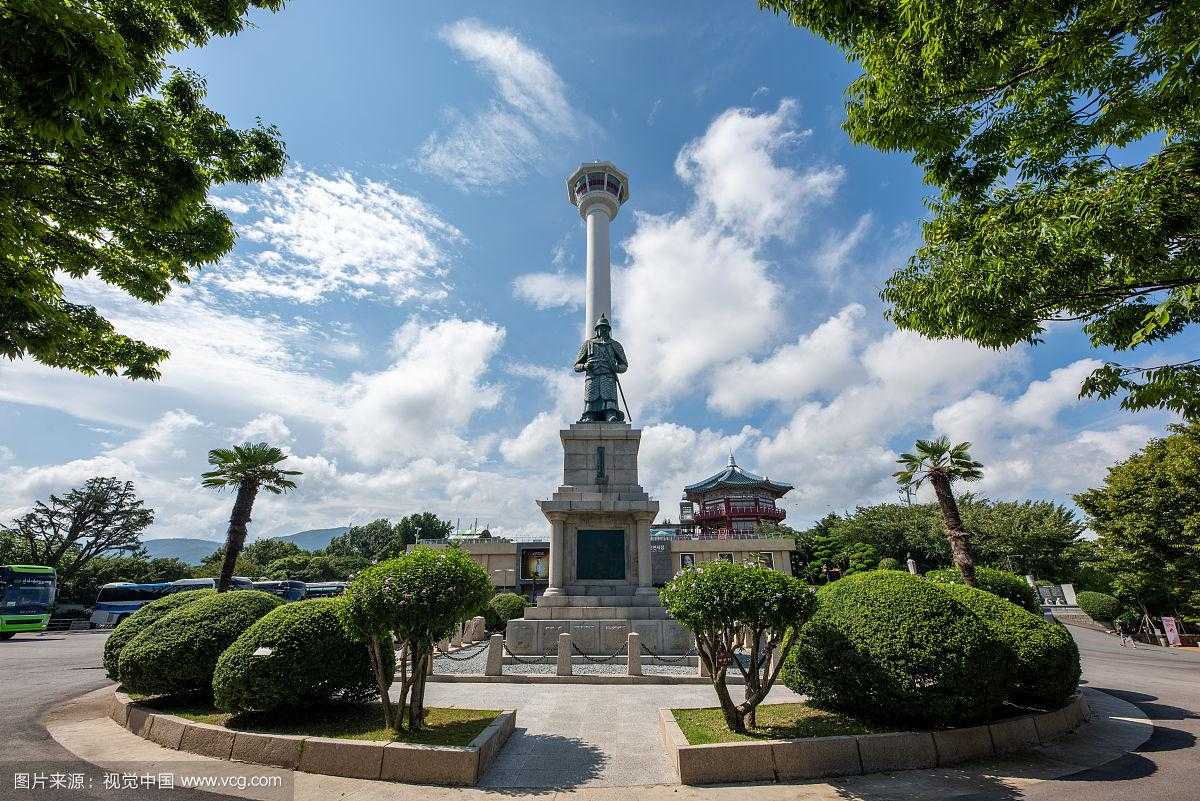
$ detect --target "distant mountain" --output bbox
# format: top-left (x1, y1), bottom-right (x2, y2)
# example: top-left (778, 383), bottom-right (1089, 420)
top-left (142, 526), bottom-right (348, 564)
top-left (143, 537), bottom-right (222, 565)
top-left (268, 527), bottom-right (348, 551)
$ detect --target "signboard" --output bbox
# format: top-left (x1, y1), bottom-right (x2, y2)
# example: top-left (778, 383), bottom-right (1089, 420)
top-left (576, 530), bottom-right (625, 581)
top-left (650, 537), bottom-right (671, 585)
top-left (520, 548), bottom-right (549, 582)
top-left (1163, 616), bottom-right (1182, 647)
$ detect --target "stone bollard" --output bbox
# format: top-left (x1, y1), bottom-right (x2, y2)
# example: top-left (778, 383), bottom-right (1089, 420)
top-left (556, 632), bottom-right (573, 676)
top-left (485, 634), bottom-right (504, 676)
top-left (627, 632), bottom-right (642, 676)
top-left (451, 623), bottom-right (463, 648)
top-left (769, 645), bottom-right (783, 676)
top-left (698, 652), bottom-right (710, 678)
top-left (426, 651), bottom-right (434, 675)
top-left (437, 638), bottom-right (450, 653)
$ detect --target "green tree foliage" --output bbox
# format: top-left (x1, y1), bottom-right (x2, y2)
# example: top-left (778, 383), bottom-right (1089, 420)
top-left (659, 560), bottom-right (816, 733)
top-left (1075, 423), bottom-right (1200, 619)
top-left (1076, 590), bottom-right (1123, 623)
top-left (0, 477), bottom-right (152, 579)
top-left (263, 553), bottom-right (369, 582)
top-left (894, 437), bottom-right (985, 585)
top-left (937, 583), bottom-right (1081, 709)
top-left (201, 443), bottom-right (300, 592)
top-left (117, 590), bottom-right (281, 697)
top-left (195, 539), bottom-right (305, 580)
top-left (401, 512), bottom-right (455, 543)
top-left (763, 1), bottom-right (1200, 416)
top-left (340, 546), bottom-right (492, 731)
top-left (877, 557), bottom-right (901, 571)
top-left (816, 497), bottom-right (1087, 581)
top-left (325, 518), bottom-right (408, 561)
top-left (103, 589), bottom-right (212, 680)
top-left (782, 571), bottom-right (1015, 727)
top-left (485, 592), bottom-right (527, 630)
top-left (213, 598), bottom-right (394, 713)
top-left (927, 566), bottom-right (1041, 613)
top-left (1, 0), bottom-right (287, 379)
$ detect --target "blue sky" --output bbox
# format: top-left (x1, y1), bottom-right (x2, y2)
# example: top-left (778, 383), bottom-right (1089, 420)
top-left (0, 2), bottom-right (1183, 543)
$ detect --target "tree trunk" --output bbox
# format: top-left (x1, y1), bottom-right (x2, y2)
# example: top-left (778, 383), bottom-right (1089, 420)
top-left (217, 481), bottom-right (258, 592)
top-left (366, 637), bottom-right (396, 730)
top-left (931, 475), bottom-right (976, 587)
top-left (406, 647), bottom-right (429, 730)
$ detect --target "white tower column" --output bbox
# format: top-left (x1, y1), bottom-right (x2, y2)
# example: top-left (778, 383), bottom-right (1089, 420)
top-left (566, 162), bottom-right (628, 337)
top-left (584, 204), bottom-right (612, 339)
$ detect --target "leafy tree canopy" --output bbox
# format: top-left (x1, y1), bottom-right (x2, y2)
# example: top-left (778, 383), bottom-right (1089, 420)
top-left (807, 496), bottom-right (1087, 582)
top-left (764, 1), bottom-right (1200, 416)
top-left (0, 477), bottom-right (153, 578)
top-left (1, 0), bottom-right (287, 379)
top-left (1075, 422), bottom-right (1200, 619)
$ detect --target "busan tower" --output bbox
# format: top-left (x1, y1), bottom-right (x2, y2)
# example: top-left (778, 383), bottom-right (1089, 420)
top-left (566, 162), bottom-right (630, 338)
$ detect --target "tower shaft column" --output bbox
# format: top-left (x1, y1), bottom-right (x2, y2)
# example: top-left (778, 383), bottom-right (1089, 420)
top-left (584, 205), bottom-right (612, 339)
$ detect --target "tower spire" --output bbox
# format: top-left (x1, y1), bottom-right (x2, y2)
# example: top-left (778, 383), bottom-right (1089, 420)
top-left (566, 162), bottom-right (630, 339)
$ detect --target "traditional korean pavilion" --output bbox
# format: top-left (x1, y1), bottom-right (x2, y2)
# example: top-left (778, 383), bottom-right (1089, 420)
top-left (681, 453), bottom-right (792, 539)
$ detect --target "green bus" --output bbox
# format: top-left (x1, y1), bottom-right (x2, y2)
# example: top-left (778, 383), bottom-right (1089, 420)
top-left (0, 565), bottom-right (57, 639)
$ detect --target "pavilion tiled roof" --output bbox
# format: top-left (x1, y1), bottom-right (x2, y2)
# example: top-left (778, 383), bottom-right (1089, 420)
top-left (684, 453), bottom-right (793, 498)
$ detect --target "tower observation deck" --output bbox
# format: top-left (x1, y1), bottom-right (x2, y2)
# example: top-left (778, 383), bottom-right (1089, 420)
top-left (566, 162), bottom-right (629, 339)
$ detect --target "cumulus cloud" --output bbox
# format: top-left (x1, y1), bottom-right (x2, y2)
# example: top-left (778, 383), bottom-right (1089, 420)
top-left (336, 319), bottom-right (506, 465)
top-left (420, 19), bottom-right (596, 190)
top-left (234, 413), bottom-right (293, 444)
top-left (211, 169), bottom-right (462, 305)
top-left (512, 271), bottom-right (585, 310)
top-left (814, 213), bottom-right (873, 277)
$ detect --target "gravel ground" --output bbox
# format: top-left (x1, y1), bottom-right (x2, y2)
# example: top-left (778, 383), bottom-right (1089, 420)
top-left (428, 644), bottom-right (699, 676)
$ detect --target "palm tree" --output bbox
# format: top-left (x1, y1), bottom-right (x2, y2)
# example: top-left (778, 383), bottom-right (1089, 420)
top-left (894, 437), bottom-right (983, 587)
top-left (202, 442), bottom-right (301, 592)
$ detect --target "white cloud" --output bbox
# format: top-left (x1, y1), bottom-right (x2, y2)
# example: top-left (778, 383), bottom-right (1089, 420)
top-left (673, 99), bottom-right (842, 243)
top-left (106, 410), bottom-right (203, 462)
top-left (607, 100), bottom-right (843, 409)
top-left (420, 19), bottom-right (595, 190)
top-left (815, 213), bottom-right (873, 277)
top-left (209, 195), bottom-right (249, 214)
top-left (512, 271), bottom-right (584, 310)
top-left (708, 304), bottom-right (869, 415)
top-left (234, 413), bottom-right (293, 444)
top-left (336, 319), bottom-right (506, 465)
top-left (211, 169), bottom-right (462, 305)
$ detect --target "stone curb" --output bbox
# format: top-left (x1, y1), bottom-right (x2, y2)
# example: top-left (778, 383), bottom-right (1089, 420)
top-left (659, 693), bottom-right (1091, 785)
top-left (109, 690), bottom-right (514, 786)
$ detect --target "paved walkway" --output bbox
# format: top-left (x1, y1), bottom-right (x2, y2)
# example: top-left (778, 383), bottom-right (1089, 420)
top-left (420, 681), bottom-right (802, 788)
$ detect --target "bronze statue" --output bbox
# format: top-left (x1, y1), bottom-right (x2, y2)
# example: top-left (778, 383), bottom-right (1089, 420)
top-left (574, 314), bottom-right (628, 422)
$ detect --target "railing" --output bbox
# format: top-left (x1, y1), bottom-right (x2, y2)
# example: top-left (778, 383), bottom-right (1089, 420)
top-left (692, 501), bottom-right (785, 523)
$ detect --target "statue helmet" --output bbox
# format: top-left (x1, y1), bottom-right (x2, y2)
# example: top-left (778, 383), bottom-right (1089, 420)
top-left (593, 313), bottom-right (611, 331)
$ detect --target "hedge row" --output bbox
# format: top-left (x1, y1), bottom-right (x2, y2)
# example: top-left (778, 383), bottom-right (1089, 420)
top-left (782, 570), bottom-right (1081, 726)
top-left (108, 590), bottom-right (397, 711)
top-left (926, 565), bottom-right (1041, 612)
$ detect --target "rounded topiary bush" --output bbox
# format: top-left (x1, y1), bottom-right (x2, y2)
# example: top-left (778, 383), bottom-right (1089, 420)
top-left (782, 570), bottom-right (1015, 727)
top-left (927, 566), bottom-right (1040, 612)
top-left (117, 590), bottom-right (282, 697)
top-left (485, 592), bottom-right (527, 630)
top-left (877, 557), bottom-right (901, 571)
top-left (103, 589), bottom-right (213, 680)
top-left (213, 598), bottom-right (395, 712)
top-left (1076, 591), bottom-right (1122, 623)
top-left (938, 582), bottom-right (1081, 709)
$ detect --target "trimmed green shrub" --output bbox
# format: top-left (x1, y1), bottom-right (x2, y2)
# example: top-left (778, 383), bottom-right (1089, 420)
top-left (117, 590), bottom-right (282, 697)
top-left (1076, 591), bottom-right (1122, 623)
top-left (877, 557), bottom-right (901, 570)
top-left (938, 582), bottom-right (1080, 708)
top-left (485, 592), bottom-right (527, 630)
top-left (927, 566), bottom-right (1040, 612)
top-left (103, 589), bottom-right (213, 680)
top-left (782, 570), bottom-right (1015, 727)
top-left (213, 598), bottom-right (395, 712)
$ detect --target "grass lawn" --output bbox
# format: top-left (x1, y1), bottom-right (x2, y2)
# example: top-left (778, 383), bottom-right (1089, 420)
top-left (140, 698), bottom-right (500, 747)
top-left (672, 703), bottom-right (885, 745)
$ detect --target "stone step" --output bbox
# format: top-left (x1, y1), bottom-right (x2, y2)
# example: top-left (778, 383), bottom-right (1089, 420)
top-left (524, 605), bottom-right (673, 621)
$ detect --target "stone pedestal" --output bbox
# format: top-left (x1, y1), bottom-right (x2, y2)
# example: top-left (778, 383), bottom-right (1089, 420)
top-left (505, 422), bottom-right (691, 655)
